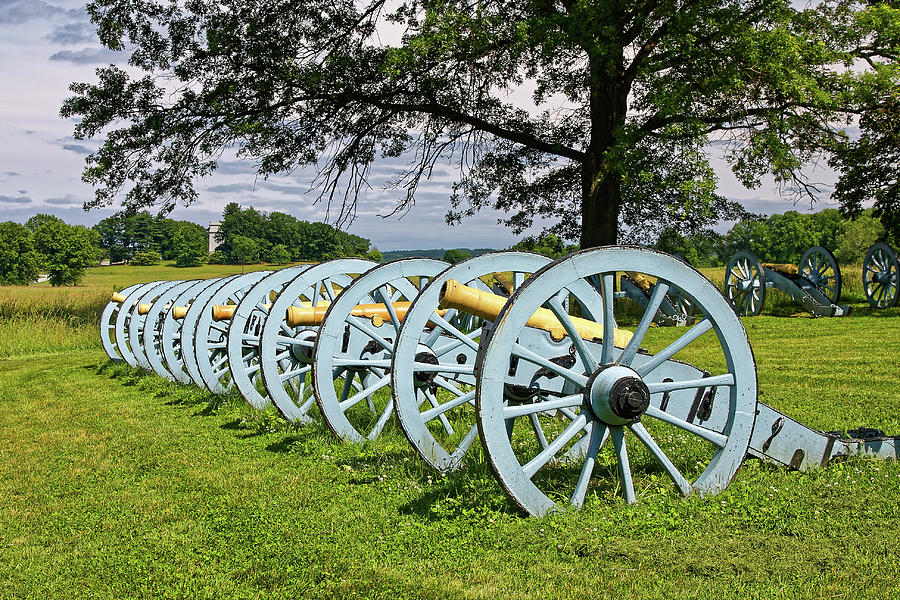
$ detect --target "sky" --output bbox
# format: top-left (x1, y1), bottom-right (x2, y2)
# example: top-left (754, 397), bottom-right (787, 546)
top-left (0, 0), bottom-right (842, 251)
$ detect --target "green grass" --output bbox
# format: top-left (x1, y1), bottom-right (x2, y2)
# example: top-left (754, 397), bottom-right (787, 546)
top-left (1, 262), bottom-right (900, 597)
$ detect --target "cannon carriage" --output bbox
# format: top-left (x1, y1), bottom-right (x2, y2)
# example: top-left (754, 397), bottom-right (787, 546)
top-left (724, 246), bottom-right (850, 317)
top-left (101, 247), bottom-right (898, 516)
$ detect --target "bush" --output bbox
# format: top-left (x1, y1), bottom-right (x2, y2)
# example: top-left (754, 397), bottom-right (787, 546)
top-left (131, 249), bottom-right (162, 266)
top-left (208, 250), bottom-right (227, 264)
top-left (268, 244), bottom-right (291, 265)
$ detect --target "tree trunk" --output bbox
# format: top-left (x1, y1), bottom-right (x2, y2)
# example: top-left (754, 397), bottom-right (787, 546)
top-left (580, 48), bottom-right (628, 250)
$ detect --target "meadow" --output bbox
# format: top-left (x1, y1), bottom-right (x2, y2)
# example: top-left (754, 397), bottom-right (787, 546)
top-left (1, 260), bottom-right (899, 598)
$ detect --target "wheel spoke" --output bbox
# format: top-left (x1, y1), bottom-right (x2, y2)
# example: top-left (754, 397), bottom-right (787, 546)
top-left (643, 405), bottom-right (728, 447)
top-left (636, 318), bottom-right (713, 377)
top-left (420, 389), bottom-right (475, 423)
top-left (503, 394), bottom-right (583, 419)
top-left (521, 412), bottom-right (588, 479)
top-left (628, 421), bottom-right (692, 496)
top-left (512, 343), bottom-right (589, 387)
top-left (367, 398), bottom-right (394, 440)
top-left (428, 313), bottom-right (480, 351)
top-left (611, 427), bottom-right (635, 503)
top-left (339, 374), bottom-right (392, 410)
top-left (280, 364), bottom-right (310, 381)
top-left (570, 422), bottom-right (608, 508)
top-left (547, 295), bottom-right (598, 371)
top-left (646, 373), bottom-right (734, 394)
top-left (422, 388), bottom-right (455, 436)
top-left (601, 273), bottom-right (616, 364)
top-left (620, 281), bottom-right (670, 366)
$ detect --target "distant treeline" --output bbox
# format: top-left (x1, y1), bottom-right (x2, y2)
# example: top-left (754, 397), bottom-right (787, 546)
top-left (94, 203), bottom-right (381, 267)
top-left (381, 248), bottom-right (496, 261)
top-left (213, 202), bottom-right (380, 265)
top-left (656, 208), bottom-right (892, 267)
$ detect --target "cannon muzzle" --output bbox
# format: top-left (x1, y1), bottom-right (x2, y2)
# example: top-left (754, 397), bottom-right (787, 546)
top-left (439, 279), bottom-right (633, 347)
top-left (173, 306), bottom-right (189, 319)
top-left (212, 304), bottom-right (236, 321)
top-left (111, 292), bottom-right (127, 304)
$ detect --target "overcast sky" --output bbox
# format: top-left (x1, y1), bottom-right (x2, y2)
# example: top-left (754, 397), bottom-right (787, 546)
top-left (0, 0), bottom-right (842, 250)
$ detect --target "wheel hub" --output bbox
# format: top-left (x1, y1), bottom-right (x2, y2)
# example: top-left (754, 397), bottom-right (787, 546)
top-left (289, 330), bottom-right (317, 363)
top-left (585, 364), bottom-right (650, 426)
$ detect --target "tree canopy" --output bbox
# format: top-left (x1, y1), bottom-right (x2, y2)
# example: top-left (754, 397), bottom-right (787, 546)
top-left (63, 1), bottom-right (899, 247)
top-left (0, 222), bottom-right (41, 285)
top-left (32, 219), bottom-right (102, 286)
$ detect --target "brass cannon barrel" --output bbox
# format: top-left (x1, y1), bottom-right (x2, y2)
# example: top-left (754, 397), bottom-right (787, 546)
top-left (762, 263), bottom-right (799, 276)
top-left (173, 306), bottom-right (189, 319)
top-left (212, 304), bottom-right (237, 321)
top-left (111, 292), bottom-right (128, 304)
top-left (285, 301), bottom-right (446, 328)
top-left (439, 279), bottom-right (634, 347)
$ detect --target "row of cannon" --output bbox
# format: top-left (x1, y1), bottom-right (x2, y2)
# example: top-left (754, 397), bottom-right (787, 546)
top-left (102, 246), bottom-right (898, 516)
top-left (724, 243), bottom-right (899, 316)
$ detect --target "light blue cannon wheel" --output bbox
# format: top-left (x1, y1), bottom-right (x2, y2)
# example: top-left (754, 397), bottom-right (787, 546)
top-left (725, 251), bottom-right (765, 316)
top-left (313, 258), bottom-right (449, 443)
top-left (128, 281), bottom-right (184, 371)
top-left (226, 265), bottom-right (312, 410)
top-left (115, 281), bottom-right (179, 368)
top-left (863, 243), bottom-right (899, 308)
top-left (476, 246), bottom-right (758, 516)
top-left (259, 259), bottom-right (376, 422)
top-left (392, 251), bottom-right (551, 472)
top-left (100, 283), bottom-right (143, 361)
top-left (193, 271), bottom-right (272, 394)
top-left (179, 276), bottom-right (240, 388)
top-left (799, 246), bottom-right (842, 304)
top-left (160, 278), bottom-right (225, 384)
top-left (142, 279), bottom-right (204, 379)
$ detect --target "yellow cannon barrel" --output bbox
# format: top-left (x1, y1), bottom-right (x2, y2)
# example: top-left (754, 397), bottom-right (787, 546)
top-left (173, 306), bottom-right (189, 320)
top-left (284, 301), bottom-right (446, 328)
top-left (111, 292), bottom-right (127, 304)
top-left (762, 263), bottom-right (799, 276)
top-left (625, 271), bottom-right (653, 293)
top-left (439, 279), bottom-right (633, 347)
top-left (212, 304), bottom-right (236, 321)
top-left (138, 302), bottom-right (170, 316)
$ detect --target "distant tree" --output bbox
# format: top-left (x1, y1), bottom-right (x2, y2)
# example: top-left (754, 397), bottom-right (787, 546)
top-left (511, 234), bottom-right (578, 260)
top-left (25, 213), bottom-right (64, 234)
top-left (173, 225), bottom-right (209, 267)
top-left (365, 248), bottom-right (383, 263)
top-left (442, 249), bottom-right (472, 264)
top-left (208, 250), bottom-right (227, 265)
top-left (231, 235), bottom-right (260, 270)
top-left (131, 249), bottom-right (162, 266)
top-left (834, 210), bottom-right (885, 264)
top-left (32, 221), bottom-right (101, 286)
top-left (268, 244), bottom-right (291, 265)
top-left (0, 222), bottom-right (41, 285)
top-left (833, 95), bottom-right (900, 243)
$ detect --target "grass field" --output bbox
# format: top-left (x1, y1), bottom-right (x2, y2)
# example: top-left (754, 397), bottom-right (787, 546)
top-left (1, 260), bottom-right (899, 598)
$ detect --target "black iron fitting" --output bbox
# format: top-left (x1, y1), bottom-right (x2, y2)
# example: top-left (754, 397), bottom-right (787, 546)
top-left (608, 377), bottom-right (650, 420)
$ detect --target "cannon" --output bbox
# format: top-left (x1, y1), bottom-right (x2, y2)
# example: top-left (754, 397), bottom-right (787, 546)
top-left (101, 247), bottom-right (898, 516)
top-left (863, 243), bottom-right (899, 308)
top-left (724, 246), bottom-right (850, 317)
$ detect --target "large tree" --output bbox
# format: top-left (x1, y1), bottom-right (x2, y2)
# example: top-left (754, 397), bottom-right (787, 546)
top-left (63, 0), bottom-right (897, 247)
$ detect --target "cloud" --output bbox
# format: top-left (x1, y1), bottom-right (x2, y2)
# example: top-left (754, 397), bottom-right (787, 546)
top-left (61, 143), bottom-right (91, 154)
top-left (0, 0), bottom-right (79, 25)
top-left (0, 194), bottom-right (32, 204)
top-left (204, 183), bottom-right (255, 194)
top-left (214, 160), bottom-right (258, 175)
top-left (44, 194), bottom-right (82, 205)
top-left (49, 47), bottom-right (127, 65)
top-left (46, 20), bottom-right (96, 45)
top-left (3, 172), bottom-right (19, 176)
